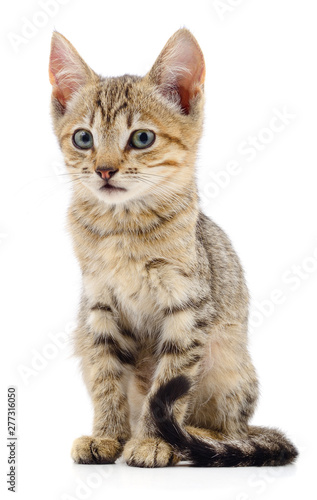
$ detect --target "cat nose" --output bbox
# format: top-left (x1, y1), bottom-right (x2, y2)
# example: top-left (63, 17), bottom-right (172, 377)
top-left (95, 166), bottom-right (118, 180)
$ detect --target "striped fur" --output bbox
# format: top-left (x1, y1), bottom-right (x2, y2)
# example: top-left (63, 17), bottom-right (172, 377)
top-left (49, 29), bottom-right (298, 467)
top-left (150, 376), bottom-right (298, 467)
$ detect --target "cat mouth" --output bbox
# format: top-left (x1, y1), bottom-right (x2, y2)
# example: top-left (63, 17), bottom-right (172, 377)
top-left (100, 183), bottom-right (127, 193)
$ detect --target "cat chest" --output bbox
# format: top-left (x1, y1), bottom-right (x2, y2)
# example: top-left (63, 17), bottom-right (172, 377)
top-left (84, 252), bottom-right (151, 308)
top-left (81, 235), bottom-right (195, 323)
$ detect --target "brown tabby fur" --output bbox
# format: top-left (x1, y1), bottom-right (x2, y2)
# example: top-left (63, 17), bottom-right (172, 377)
top-left (49, 29), bottom-right (298, 467)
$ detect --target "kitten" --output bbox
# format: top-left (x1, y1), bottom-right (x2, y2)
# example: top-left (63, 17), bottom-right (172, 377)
top-left (49, 29), bottom-right (298, 467)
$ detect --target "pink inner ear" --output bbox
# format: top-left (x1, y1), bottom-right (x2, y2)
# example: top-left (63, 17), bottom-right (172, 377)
top-left (49, 36), bottom-right (87, 108)
top-left (177, 52), bottom-right (205, 113)
top-left (160, 35), bottom-right (205, 114)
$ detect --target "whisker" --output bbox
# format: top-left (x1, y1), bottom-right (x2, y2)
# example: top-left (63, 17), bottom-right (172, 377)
top-left (133, 174), bottom-right (194, 196)
top-left (130, 176), bottom-right (193, 209)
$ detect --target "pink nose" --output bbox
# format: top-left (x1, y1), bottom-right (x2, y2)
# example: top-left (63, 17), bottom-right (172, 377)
top-left (96, 167), bottom-right (118, 180)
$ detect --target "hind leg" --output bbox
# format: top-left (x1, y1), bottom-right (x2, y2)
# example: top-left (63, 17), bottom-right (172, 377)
top-left (146, 322), bottom-right (297, 467)
top-left (187, 323), bottom-right (259, 438)
top-left (184, 426), bottom-right (226, 441)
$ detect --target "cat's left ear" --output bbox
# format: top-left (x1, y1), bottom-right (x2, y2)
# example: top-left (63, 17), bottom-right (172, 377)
top-left (49, 32), bottom-right (97, 109)
top-left (147, 28), bottom-right (205, 114)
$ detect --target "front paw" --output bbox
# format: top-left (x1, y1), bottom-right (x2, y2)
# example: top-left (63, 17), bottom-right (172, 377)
top-left (123, 438), bottom-right (179, 468)
top-left (71, 435), bottom-right (123, 464)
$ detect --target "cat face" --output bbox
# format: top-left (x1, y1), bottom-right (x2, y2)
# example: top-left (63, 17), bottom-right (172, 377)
top-left (49, 30), bottom-right (205, 206)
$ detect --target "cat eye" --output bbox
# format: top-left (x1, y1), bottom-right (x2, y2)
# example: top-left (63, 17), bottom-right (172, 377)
top-left (130, 130), bottom-right (155, 149)
top-left (72, 129), bottom-right (94, 149)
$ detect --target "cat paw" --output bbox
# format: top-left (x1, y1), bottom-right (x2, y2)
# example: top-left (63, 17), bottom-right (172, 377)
top-left (123, 438), bottom-right (179, 468)
top-left (71, 436), bottom-right (123, 464)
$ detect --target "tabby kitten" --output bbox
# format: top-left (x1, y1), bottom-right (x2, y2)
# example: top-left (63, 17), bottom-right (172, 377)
top-left (49, 29), bottom-right (298, 467)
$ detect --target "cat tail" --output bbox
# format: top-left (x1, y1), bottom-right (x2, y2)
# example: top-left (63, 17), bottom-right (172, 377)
top-left (149, 375), bottom-right (298, 467)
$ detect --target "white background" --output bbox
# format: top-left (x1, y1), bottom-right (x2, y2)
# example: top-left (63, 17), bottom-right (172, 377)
top-left (1, 0), bottom-right (316, 499)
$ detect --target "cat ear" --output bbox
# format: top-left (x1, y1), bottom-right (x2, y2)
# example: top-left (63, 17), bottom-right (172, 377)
top-left (147, 29), bottom-right (205, 114)
top-left (49, 32), bottom-right (97, 108)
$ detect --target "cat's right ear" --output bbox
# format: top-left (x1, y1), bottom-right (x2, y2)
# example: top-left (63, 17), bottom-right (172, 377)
top-left (49, 32), bottom-right (97, 109)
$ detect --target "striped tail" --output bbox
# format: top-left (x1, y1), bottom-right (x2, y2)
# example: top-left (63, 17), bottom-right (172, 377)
top-left (149, 376), bottom-right (298, 467)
